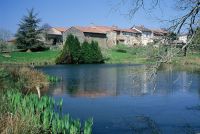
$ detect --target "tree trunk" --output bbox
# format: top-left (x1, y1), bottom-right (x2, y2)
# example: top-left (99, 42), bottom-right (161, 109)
top-left (183, 47), bottom-right (187, 56)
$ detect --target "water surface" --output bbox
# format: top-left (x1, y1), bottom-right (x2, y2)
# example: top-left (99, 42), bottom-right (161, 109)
top-left (38, 64), bottom-right (200, 134)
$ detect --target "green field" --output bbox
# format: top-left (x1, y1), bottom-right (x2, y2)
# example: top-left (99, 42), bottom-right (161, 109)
top-left (0, 50), bottom-right (60, 65)
top-left (103, 45), bottom-right (157, 64)
top-left (0, 46), bottom-right (199, 66)
top-left (104, 49), bottom-right (150, 64)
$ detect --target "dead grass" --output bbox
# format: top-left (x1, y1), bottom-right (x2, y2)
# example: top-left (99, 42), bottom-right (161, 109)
top-left (5, 66), bottom-right (49, 94)
top-left (0, 113), bottom-right (40, 134)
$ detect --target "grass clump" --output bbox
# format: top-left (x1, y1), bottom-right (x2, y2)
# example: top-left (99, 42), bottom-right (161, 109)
top-left (0, 90), bottom-right (93, 134)
top-left (0, 66), bottom-right (93, 134)
top-left (47, 75), bottom-right (61, 83)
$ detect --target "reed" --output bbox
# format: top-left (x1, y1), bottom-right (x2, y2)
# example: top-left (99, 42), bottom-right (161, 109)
top-left (3, 90), bottom-right (93, 134)
top-left (47, 75), bottom-right (61, 83)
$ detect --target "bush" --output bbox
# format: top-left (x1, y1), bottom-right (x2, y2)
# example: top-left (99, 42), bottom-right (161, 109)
top-left (56, 35), bottom-right (104, 64)
top-left (80, 41), bottom-right (104, 63)
top-left (56, 34), bottom-right (81, 64)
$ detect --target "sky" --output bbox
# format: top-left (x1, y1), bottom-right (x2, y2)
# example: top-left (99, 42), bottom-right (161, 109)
top-left (0, 0), bottom-right (179, 34)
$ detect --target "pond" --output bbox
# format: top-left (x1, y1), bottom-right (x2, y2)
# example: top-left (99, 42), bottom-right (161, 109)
top-left (37, 64), bottom-right (200, 134)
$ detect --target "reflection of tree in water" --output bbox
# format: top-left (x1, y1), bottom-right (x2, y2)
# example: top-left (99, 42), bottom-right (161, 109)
top-left (67, 86), bottom-right (79, 95)
top-left (127, 65), bottom-right (156, 95)
top-left (128, 64), bottom-right (200, 96)
top-left (128, 115), bottom-right (196, 134)
top-left (47, 64), bottom-right (200, 97)
top-left (128, 115), bottom-right (161, 134)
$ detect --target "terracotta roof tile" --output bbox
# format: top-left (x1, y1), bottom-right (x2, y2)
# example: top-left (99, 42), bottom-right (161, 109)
top-left (74, 26), bottom-right (114, 34)
top-left (134, 26), bottom-right (152, 32)
top-left (152, 29), bottom-right (168, 36)
top-left (54, 27), bottom-right (68, 32)
top-left (115, 28), bottom-right (141, 33)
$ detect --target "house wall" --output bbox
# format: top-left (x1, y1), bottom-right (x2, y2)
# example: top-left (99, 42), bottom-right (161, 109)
top-left (84, 32), bottom-right (108, 48)
top-left (107, 31), bottom-right (117, 47)
top-left (63, 27), bottom-right (85, 44)
top-left (131, 27), bottom-right (153, 46)
top-left (116, 32), bottom-right (142, 46)
top-left (63, 27), bottom-right (110, 48)
top-left (141, 32), bottom-right (153, 46)
top-left (179, 35), bottom-right (187, 43)
top-left (63, 27), bottom-right (143, 48)
top-left (40, 28), bottom-right (63, 45)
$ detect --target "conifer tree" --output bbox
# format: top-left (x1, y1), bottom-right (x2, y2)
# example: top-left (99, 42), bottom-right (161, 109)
top-left (15, 8), bottom-right (44, 51)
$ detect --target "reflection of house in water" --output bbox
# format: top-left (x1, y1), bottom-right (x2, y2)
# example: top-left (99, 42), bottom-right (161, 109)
top-left (46, 65), bottom-right (200, 98)
top-left (47, 65), bottom-right (152, 97)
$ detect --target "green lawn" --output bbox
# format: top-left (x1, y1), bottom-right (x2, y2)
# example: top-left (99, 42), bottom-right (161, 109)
top-left (0, 46), bottom-right (199, 66)
top-left (104, 49), bottom-right (149, 64)
top-left (0, 50), bottom-right (60, 65)
top-left (103, 45), bottom-right (156, 64)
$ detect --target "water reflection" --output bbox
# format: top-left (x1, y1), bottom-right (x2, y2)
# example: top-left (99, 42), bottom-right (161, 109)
top-left (37, 64), bottom-right (200, 134)
top-left (38, 64), bottom-right (200, 98)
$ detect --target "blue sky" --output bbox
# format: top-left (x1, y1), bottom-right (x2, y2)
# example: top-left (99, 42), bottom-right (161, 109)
top-left (0, 0), bottom-right (178, 34)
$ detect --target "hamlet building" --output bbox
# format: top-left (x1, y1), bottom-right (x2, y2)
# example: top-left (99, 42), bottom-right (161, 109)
top-left (42, 25), bottom-right (170, 47)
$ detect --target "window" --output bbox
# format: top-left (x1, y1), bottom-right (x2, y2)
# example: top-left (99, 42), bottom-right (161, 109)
top-left (122, 32), bottom-right (133, 36)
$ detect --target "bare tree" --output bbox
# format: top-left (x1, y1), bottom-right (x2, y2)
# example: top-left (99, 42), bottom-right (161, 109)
top-left (0, 28), bottom-right (12, 42)
top-left (41, 23), bottom-right (52, 43)
top-left (112, 0), bottom-right (199, 34)
top-left (111, 0), bottom-right (200, 83)
top-left (0, 29), bottom-right (12, 53)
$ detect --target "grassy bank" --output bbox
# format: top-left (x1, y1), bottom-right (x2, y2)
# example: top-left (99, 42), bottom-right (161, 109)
top-left (103, 46), bottom-right (156, 64)
top-left (172, 52), bottom-right (200, 66)
top-left (0, 66), bottom-right (93, 134)
top-left (104, 45), bottom-right (200, 67)
top-left (0, 50), bottom-right (60, 65)
top-left (0, 45), bottom-right (199, 66)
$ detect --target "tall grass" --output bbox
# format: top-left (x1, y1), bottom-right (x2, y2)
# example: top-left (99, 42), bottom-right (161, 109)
top-left (0, 90), bottom-right (93, 134)
top-left (0, 67), bottom-right (93, 134)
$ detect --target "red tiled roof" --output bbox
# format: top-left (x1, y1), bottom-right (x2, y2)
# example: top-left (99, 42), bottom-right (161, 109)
top-left (54, 27), bottom-right (68, 32)
top-left (152, 29), bottom-right (168, 36)
top-left (134, 26), bottom-right (152, 32)
top-left (74, 25), bottom-right (141, 34)
top-left (74, 26), bottom-right (114, 34)
top-left (115, 28), bottom-right (141, 33)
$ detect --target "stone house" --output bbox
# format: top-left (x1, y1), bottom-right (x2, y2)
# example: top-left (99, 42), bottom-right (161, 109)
top-left (151, 29), bottom-right (168, 41)
top-left (114, 28), bottom-right (142, 46)
top-left (132, 25), bottom-right (168, 45)
top-left (178, 34), bottom-right (188, 44)
top-left (41, 27), bottom-right (68, 45)
top-left (132, 25), bottom-right (153, 46)
top-left (63, 25), bottom-right (142, 48)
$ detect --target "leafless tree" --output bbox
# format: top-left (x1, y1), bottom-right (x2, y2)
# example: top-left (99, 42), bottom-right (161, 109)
top-left (112, 0), bottom-right (199, 33)
top-left (111, 0), bottom-right (200, 86)
top-left (0, 29), bottom-right (12, 53)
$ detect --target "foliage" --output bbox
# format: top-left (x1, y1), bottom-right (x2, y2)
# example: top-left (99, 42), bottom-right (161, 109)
top-left (15, 8), bottom-right (47, 51)
top-left (191, 27), bottom-right (200, 51)
top-left (56, 35), bottom-right (104, 64)
top-left (0, 39), bottom-right (7, 53)
top-left (47, 75), bottom-right (61, 83)
top-left (80, 41), bottom-right (104, 63)
top-left (0, 90), bottom-right (93, 134)
top-left (0, 67), bottom-right (93, 134)
top-left (56, 34), bottom-right (81, 64)
top-left (168, 32), bottom-right (177, 41)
